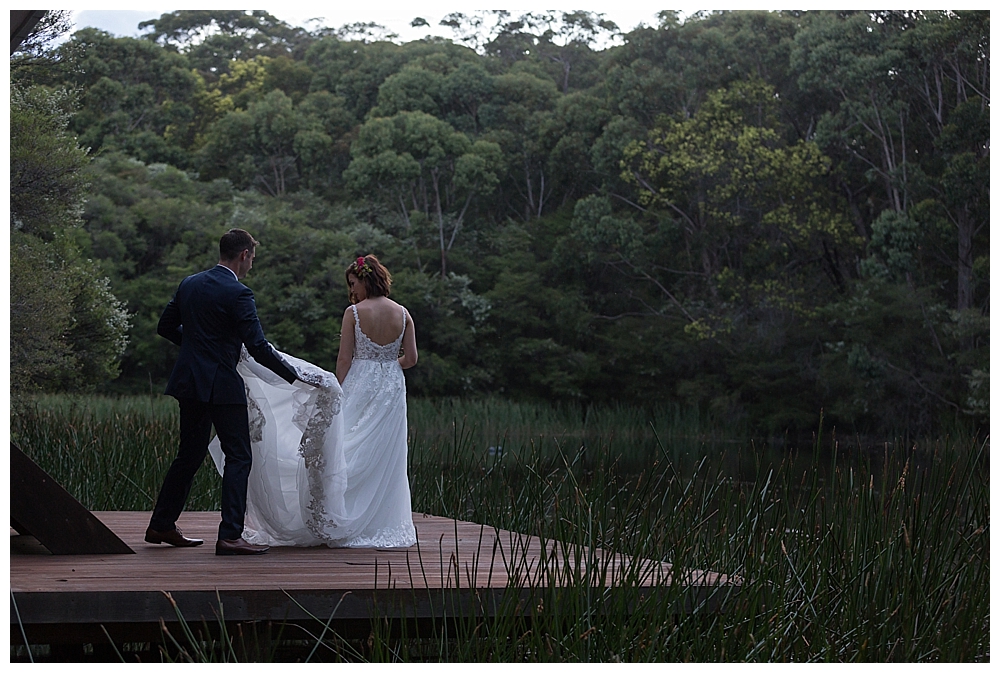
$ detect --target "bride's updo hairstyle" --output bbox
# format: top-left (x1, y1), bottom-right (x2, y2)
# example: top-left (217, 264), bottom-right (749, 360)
top-left (346, 254), bottom-right (392, 301)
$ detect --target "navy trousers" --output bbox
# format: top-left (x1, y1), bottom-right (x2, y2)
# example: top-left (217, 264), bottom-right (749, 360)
top-left (149, 398), bottom-right (252, 541)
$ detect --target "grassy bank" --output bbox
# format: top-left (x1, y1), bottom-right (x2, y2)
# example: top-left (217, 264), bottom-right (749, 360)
top-left (10, 394), bottom-right (990, 661)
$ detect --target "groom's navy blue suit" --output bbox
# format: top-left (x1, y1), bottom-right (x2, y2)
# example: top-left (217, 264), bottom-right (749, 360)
top-left (150, 264), bottom-right (298, 541)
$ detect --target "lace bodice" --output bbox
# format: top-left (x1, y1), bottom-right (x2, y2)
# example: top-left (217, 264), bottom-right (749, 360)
top-left (352, 304), bottom-right (405, 363)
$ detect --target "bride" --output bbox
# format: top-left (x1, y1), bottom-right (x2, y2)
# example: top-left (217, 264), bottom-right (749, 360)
top-left (208, 255), bottom-right (418, 548)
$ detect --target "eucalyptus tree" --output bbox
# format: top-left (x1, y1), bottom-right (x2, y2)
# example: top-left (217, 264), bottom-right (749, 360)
top-left (344, 111), bottom-right (502, 276)
top-left (621, 80), bottom-right (856, 326)
top-left (306, 38), bottom-right (478, 122)
top-left (441, 10), bottom-right (615, 92)
top-left (438, 10), bottom-right (519, 54)
top-left (607, 79), bottom-right (862, 424)
top-left (479, 70), bottom-right (561, 221)
top-left (440, 61), bottom-right (495, 133)
top-left (309, 39), bottom-right (408, 121)
top-left (508, 10), bottom-right (617, 93)
top-left (793, 11), bottom-right (917, 220)
top-left (294, 91), bottom-right (356, 197)
top-left (371, 65), bottom-right (446, 118)
top-left (52, 29), bottom-right (201, 166)
top-left (138, 10), bottom-right (311, 79)
top-left (199, 88), bottom-right (349, 197)
top-left (792, 10), bottom-right (989, 319)
top-left (791, 11), bottom-right (990, 424)
top-left (900, 11), bottom-right (989, 314)
top-left (600, 12), bottom-right (737, 126)
top-left (543, 91), bottom-right (613, 203)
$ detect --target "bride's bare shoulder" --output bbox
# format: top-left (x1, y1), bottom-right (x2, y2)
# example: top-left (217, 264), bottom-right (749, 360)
top-left (374, 297), bottom-right (404, 312)
top-left (391, 299), bottom-right (413, 321)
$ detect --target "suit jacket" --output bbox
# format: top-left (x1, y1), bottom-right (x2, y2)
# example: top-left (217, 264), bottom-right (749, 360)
top-left (158, 265), bottom-right (297, 404)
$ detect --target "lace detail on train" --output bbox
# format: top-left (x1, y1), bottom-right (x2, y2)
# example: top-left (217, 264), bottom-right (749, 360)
top-left (294, 375), bottom-right (344, 540)
top-left (351, 304), bottom-right (405, 362)
top-left (333, 521), bottom-right (417, 549)
top-left (209, 323), bottom-right (415, 549)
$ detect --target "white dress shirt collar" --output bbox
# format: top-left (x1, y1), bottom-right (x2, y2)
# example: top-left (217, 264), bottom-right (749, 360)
top-left (216, 264), bottom-right (239, 280)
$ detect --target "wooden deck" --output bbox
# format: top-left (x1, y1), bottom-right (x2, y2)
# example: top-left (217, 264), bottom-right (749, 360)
top-left (11, 511), bottom-right (738, 647)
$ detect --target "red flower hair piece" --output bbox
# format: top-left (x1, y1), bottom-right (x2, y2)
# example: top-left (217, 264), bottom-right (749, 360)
top-left (354, 256), bottom-right (372, 277)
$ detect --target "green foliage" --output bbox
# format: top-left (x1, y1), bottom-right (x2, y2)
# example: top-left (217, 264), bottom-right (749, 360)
top-left (14, 10), bottom-right (988, 433)
top-left (792, 11), bottom-right (989, 312)
top-left (571, 195), bottom-right (643, 260)
top-left (198, 88), bottom-right (352, 197)
top-left (57, 28), bottom-right (202, 166)
top-left (345, 110), bottom-right (501, 275)
top-left (817, 279), bottom-right (980, 429)
top-left (138, 10), bottom-right (311, 80)
top-left (10, 232), bottom-right (76, 387)
top-left (623, 79), bottom-right (856, 287)
top-left (10, 83), bottom-right (130, 395)
top-left (10, 86), bottom-right (90, 237)
top-left (861, 210), bottom-right (922, 280)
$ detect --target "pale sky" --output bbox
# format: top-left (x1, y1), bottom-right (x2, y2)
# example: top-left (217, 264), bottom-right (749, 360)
top-left (71, 4), bottom-right (703, 47)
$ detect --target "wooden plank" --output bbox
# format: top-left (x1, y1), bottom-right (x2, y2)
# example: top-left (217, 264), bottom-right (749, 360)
top-left (10, 444), bottom-right (134, 555)
top-left (10, 511), bottom-right (739, 633)
top-left (12, 512), bottom-right (732, 592)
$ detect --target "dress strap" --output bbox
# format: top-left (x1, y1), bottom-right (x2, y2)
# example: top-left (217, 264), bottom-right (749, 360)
top-left (350, 304), bottom-right (361, 344)
top-left (401, 307), bottom-right (406, 333)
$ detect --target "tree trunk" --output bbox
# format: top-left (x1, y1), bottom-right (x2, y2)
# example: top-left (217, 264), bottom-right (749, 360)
top-left (839, 178), bottom-right (870, 240)
top-left (432, 169), bottom-right (446, 277)
top-left (956, 207), bottom-right (974, 312)
top-left (524, 158), bottom-right (535, 221)
top-left (537, 171), bottom-right (545, 218)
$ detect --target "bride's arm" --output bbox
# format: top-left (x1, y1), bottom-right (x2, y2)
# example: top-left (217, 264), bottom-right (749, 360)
top-left (399, 309), bottom-right (418, 369)
top-left (336, 307), bottom-right (355, 384)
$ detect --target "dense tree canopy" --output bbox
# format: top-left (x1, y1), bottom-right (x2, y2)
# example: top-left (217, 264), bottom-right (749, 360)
top-left (12, 9), bottom-right (988, 434)
top-left (10, 85), bottom-right (130, 393)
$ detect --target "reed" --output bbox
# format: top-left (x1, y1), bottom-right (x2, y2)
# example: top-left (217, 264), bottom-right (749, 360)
top-left (402, 427), bottom-right (989, 662)
top-left (406, 396), bottom-right (736, 472)
top-left (10, 394), bottom-right (990, 661)
top-left (11, 394), bottom-right (217, 511)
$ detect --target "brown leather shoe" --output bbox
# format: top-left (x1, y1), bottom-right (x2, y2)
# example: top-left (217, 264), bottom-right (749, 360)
top-left (216, 538), bottom-right (269, 556)
top-left (145, 526), bottom-right (204, 547)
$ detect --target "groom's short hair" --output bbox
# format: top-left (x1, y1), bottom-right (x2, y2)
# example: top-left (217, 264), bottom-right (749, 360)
top-left (220, 229), bottom-right (259, 260)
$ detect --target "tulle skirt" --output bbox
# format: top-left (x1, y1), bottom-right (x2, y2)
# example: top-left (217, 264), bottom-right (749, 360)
top-left (208, 352), bottom-right (416, 548)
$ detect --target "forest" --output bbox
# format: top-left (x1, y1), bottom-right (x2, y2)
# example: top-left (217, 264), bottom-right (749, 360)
top-left (10, 10), bottom-right (990, 435)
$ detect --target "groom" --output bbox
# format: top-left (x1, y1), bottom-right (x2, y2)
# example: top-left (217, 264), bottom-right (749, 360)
top-left (146, 228), bottom-right (301, 556)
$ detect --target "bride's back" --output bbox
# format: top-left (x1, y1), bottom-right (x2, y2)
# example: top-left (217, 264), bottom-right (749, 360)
top-left (353, 297), bottom-right (405, 346)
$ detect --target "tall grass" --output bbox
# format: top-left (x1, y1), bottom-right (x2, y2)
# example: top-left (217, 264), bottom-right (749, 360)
top-left (407, 396), bottom-right (740, 472)
top-left (10, 395), bottom-right (990, 661)
top-left (11, 394), bottom-right (217, 511)
top-left (402, 422), bottom-right (989, 661)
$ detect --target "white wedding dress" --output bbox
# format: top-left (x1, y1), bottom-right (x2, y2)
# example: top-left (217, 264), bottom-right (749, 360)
top-left (208, 304), bottom-right (417, 548)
